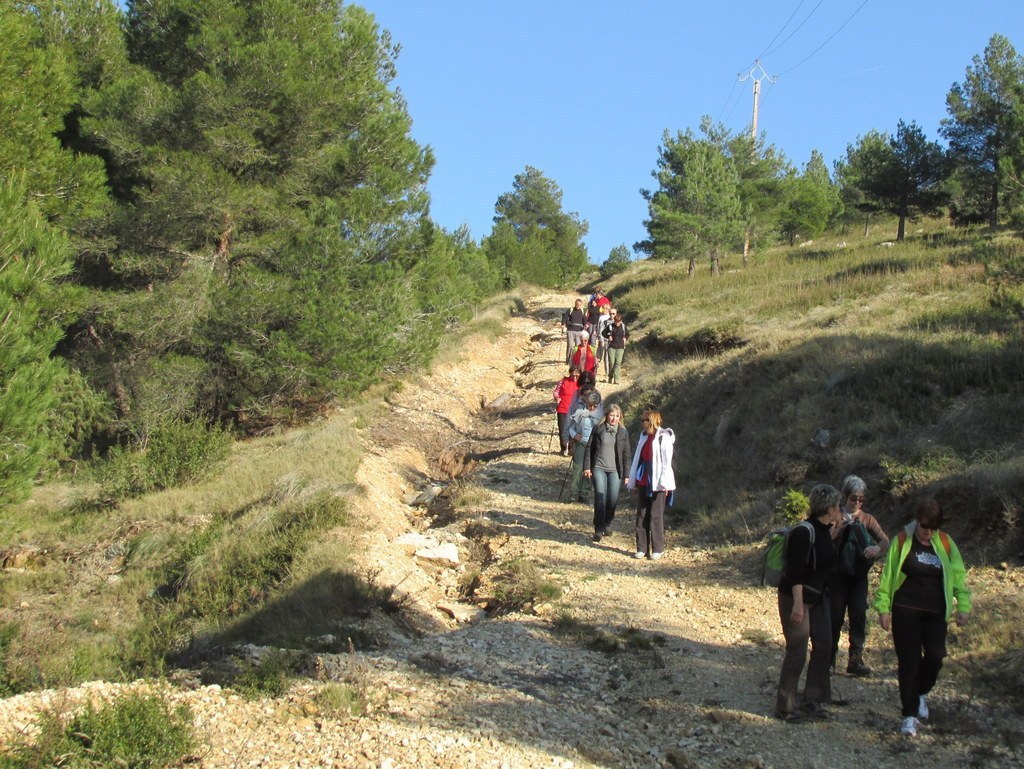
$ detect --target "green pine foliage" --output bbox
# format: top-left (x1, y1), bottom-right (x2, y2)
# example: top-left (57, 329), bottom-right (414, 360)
top-left (600, 244), bottom-right (632, 279)
top-left (484, 166), bottom-right (589, 288)
top-left (942, 34), bottom-right (1024, 226)
top-left (63, 0), bottom-right (492, 434)
top-left (0, 180), bottom-right (73, 505)
top-left (638, 127), bottom-right (744, 274)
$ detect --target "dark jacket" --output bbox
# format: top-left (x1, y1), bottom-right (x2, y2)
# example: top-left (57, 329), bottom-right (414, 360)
top-left (779, 517), bottom-right (836, 603)
top-left (603, 321), bottom-right (629, 349)
top-left (584, 422), bottom-right (631, 477)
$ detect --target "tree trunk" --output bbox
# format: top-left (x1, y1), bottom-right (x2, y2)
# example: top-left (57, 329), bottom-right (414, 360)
top-left (863, 214), bottom-right (870, 237)
top-left (897, 209), bottom-right (906, 241)
top-left (687, 256), bottom-right (696, 278)
top-left (710, 249), bottom-right (720, 277)
top-left (742, 228), bottom-right (750, 267)
top-left (990, 175), bottom-right (1000, 226)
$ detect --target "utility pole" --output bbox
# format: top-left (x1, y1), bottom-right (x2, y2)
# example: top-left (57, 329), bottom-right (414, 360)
top-left (738, 60), bottom-right (777, 139)
top-left (737, 60), bottom-right (777, 265)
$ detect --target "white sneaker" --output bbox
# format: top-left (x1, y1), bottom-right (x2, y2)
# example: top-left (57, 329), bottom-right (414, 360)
top-left (918, 695), bottom-right (929, 720)
top-left (633, 552), bottom-right (645, 559)
top-left (650, 552), bottom-right (663, 560)
top-left (900, 716), bottom-right (919, 736)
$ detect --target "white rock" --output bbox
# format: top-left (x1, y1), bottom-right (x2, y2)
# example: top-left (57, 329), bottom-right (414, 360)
top-left (414, 542), bottom-right (460, 566)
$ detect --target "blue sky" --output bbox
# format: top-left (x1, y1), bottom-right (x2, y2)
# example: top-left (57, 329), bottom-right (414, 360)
top-left (355, 1), bottom-right (1022, 263)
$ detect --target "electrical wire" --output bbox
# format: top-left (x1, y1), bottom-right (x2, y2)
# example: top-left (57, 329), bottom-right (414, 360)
top-left (761, 0), bottom-right (827, 61)
top-left (717, 78), bottom-right (740, 123)
top-left (777, 0), bottom-right (872, 76)
top-left (755, 0), bottom-right (807, 62)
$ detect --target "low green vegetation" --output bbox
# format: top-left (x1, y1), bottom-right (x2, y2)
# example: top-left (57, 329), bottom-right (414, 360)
top-left (607, 225), bottom-right (1024, 558)
top-left (0, 692), bottom-right (193, 769)
top-left (490, 558), bottom-right (564, 614)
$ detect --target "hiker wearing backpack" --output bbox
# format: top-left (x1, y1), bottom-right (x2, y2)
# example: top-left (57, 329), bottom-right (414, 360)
top-left (562, 299), bottom-right (587, 364)
top-left (828, 475), bottom-right (890, 677)
top-left (774, 484), bottom-right (841, 724)
top-left (552, 365), bottom-right (580, 456)
top-left (873, 499), bottom-right (971, 738)
top-left (583, 403), bottom-right (631, 542)
top-left (602, 312), bottom-right (629, 384)
top-left (562, 390), bottom-right (603, 503)
top-left (625, 409), bottom-right (675, 560)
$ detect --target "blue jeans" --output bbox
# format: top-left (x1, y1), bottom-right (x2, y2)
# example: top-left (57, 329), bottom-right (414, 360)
top-left (592, 470), bottom-right (622, 532)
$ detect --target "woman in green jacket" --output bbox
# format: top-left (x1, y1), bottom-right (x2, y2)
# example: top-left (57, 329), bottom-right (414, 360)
top-left (873, 499), bottom-right (971, 737)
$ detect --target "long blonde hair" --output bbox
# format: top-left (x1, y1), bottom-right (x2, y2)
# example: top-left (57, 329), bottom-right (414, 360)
top-left (643, 409), bottom-right (662, 434)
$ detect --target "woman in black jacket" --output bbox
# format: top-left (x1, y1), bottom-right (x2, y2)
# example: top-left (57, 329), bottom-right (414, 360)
top-left (775, 483), bottom-right (841, 723)
top-left (583, 403), bottom-right (631, 542)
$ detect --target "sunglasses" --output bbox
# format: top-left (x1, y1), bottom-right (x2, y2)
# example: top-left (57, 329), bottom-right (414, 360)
top-left (850, 495), bottom-right (865, 502)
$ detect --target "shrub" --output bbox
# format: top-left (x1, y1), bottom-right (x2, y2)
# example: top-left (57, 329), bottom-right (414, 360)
top-left (231, 650), bottom-right (297, 699)
top-left (314, 682), bottom-right (369, 718)
top-left (100, 417), bottom-right (231, 500)
top-left (490, 558), bottom-right (563, 614)
top-left (775, 489), bottom-right (809, 525)
top-left (0, 622), bottom-right (19, 697)
top-left (2, 692), bottom-right (193, 769)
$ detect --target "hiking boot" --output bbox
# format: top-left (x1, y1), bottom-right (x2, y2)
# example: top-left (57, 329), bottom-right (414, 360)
top-left (800, 703), bottom-right (830, 720)
top-left (649, 552), bottom-right (663, 560)
top-left (633, 551), bottom-right (645, 559)
top-left (899, 716), bottom-right (920, 736)
top-left (592, 531), bottom-right (603, 542)
top-left (846, 651), bottom-right (872, 677)
top-left (918, 695), bottom-right (929, 720)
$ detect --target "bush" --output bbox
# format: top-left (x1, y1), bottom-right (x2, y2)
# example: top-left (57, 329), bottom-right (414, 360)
top-left (0, 622), bottom-right (19, 697)
top-left (231, 650), bottom-right (298, 699)
top-left (490, 558), bottom-right (562, 613)
top-left (100, 417), bottom-right (231, 500)
top-left (2, 691), bottom-right (193, 769)
top-left (775, 489), bottom-right (809, 525)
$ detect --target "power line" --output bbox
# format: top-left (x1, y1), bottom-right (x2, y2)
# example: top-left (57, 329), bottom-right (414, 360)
top-left (717, 77), bottom-right (741, 123)
top-left (777, 0), bottom-right (872, 76)
top-left (755, 0), bottom-right (808, 62)
top-left (761, 0), bottom-right (828, 61)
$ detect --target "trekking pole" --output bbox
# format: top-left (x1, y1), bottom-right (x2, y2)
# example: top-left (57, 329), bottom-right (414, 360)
top-left (558, 451), bottom-right (575, 500)
top-left (547, 419), bottom-right (557, 452)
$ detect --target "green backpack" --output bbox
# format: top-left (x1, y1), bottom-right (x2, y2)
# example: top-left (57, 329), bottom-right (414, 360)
top-left (762, 521), bottom-right (815, 587)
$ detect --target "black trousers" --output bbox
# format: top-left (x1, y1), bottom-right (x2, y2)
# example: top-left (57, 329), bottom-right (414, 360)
top-left (829, 571), bottom-right (869, 662)
top-left (634, 490), bottom-right (666, 555)
top-left (891, 604), bottom-right (947, 717)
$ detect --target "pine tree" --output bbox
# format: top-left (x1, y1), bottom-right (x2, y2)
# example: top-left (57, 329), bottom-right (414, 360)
top-left (78, 0), bottom-right (438, 427)
top-left (941, 34), bottom-right (1024, 226)
top-left (638, 129), bottom-right (743, 276)
top-left (485, 167), bottom-right (589, 288)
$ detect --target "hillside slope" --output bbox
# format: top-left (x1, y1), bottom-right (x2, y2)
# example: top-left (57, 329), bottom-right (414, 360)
top-left (1, 290), bottom-right (1021, 769)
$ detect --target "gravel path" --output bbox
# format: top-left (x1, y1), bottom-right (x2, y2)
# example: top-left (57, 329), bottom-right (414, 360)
top-left (1, 291), bottom-right (1019, 769)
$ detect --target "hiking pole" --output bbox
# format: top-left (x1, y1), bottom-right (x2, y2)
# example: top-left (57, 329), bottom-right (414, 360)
top-left (558, 451), bottom-right (575, 500)
top-left (547, 419), bottom-right (557, 452)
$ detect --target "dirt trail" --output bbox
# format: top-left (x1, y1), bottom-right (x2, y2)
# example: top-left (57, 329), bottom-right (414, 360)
top-left (0, 291), bottom-right (1019, 769)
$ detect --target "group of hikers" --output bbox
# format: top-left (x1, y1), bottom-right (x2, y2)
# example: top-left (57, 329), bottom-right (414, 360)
top-left (775, 480), bottom-right (970, 737)
top-left (553, 289), bottom-right (673, 559)
top-left (559, 288), bottom-right (629, 385)
top-left (548, 292), bottom-right (972, 737)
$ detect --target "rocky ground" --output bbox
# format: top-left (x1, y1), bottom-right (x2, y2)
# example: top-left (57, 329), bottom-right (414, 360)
top-left (1, 291), bottom-right (1021, 769)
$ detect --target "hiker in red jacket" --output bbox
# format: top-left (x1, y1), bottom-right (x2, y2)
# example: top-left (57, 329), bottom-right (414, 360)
top-left (570, 339), bottom-right (597, 375)
top-left (552, 366), bottom-right (580, 455)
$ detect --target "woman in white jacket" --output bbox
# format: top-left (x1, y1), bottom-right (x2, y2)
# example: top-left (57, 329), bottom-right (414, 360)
top-left (626, 409), bottom-right (675, 560)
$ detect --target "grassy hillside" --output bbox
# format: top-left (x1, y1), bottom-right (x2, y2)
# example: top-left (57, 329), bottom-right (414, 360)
top-left (603, 221), bottom-right (1024, 560)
